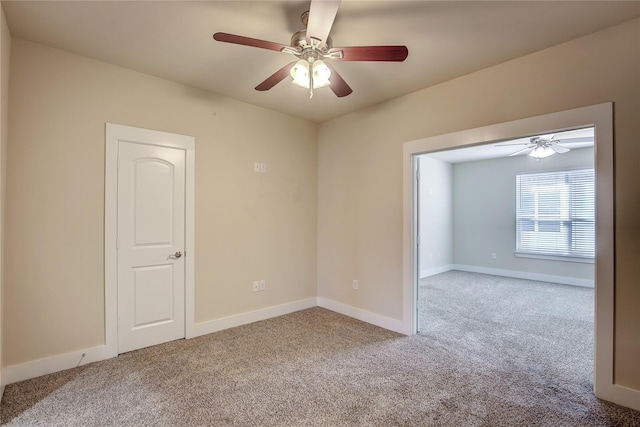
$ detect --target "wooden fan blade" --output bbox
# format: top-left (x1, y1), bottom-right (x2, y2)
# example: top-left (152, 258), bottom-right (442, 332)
top-left (213, 32), bottom-right (288, 53)
top-left (306, 0), bottom-right (341, 48)
top-left (509, 146), bottom-right (534, 157)
top-left (329, 46), bottom-right (408, 62)
top-left (255, 62), bottom-right (296, 91)
top-left (326, 63), bottom-right (352, 97)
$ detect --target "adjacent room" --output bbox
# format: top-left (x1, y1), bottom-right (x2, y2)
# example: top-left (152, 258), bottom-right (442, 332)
top-left (0, 0), bottom-right (639, 425)
top-left (415, 130), bottom-right (597, 412)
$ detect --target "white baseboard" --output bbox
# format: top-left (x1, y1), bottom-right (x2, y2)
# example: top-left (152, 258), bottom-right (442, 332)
top-left (317, 297), bottom-right (408, 335)
top-left (420, 264), bottom-right (454, 278)
top-left (598, 383), bottom-right (640, 412)
top-left (452, 264), bottom-right (594, 288)
top-left (4, 298), bottom-right (317, 385)
top-left (190, 297), bottom-right (318, 338)
top-left (4, 344), bottom-right (116, 385)
top-left (4, 298), bottom-right (407, 385)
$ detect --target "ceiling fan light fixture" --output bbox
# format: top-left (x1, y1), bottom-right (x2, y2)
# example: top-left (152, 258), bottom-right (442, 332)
top-left (290, 59), bottom-right (332, 89)
top-left (529, 145), bottom-right (555, 159)
top-left (290, 59), bottom-right (310, 87)
top-left (311, 59), bottom-right (331, 88)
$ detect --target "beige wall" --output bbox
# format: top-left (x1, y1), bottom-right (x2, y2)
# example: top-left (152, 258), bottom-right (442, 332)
top-left (317, 18), bottom-right (640, 390)
top-left (4, 39), bottom-right (317, 366)
top-left (0, 3), bottom-right (11, 390)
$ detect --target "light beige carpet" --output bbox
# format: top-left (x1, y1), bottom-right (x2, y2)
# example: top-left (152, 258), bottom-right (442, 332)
top-left (1, 273), bottom-right (639, 426)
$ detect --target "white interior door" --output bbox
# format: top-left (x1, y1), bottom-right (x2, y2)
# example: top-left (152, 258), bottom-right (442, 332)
top-left (117, 141), bottom-right (186, 353)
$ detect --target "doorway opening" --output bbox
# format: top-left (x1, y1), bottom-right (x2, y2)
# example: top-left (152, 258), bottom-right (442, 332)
top-left (414, 128), bottom-right (595, 397)
top-left (402, 103), bottom-right (615, 402)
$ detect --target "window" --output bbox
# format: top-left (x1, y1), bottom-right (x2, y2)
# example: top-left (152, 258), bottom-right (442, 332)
top-left (515, 169), bottom-right (594, 260)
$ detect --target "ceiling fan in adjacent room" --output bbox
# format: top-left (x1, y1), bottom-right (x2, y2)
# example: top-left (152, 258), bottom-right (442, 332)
top-left (213, 0), bottom-right (408, 98)
top-left (495, 128), bottom-right (594, 159)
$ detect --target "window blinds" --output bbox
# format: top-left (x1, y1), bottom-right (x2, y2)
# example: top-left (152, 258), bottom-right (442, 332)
top-left (516, 169), bottom-right (595, 259)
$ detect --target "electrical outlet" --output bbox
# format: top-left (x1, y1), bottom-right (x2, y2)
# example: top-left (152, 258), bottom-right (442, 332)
top-left (259, 280), bottom-right (266, 291)
top-left (254, 162), bottom-right (261, 172)
top-left (353, 279), bottom-right (359, 290)
top-left (491, 253), bottom-right (497, 260)
top-left (252, 281), bottom-right (260, 292)
top-left (260, 163), bottom-right (267, 173)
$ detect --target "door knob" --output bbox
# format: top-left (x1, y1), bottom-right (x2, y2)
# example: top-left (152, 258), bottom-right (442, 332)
top-left (171, 251), bottom-right (182, 259)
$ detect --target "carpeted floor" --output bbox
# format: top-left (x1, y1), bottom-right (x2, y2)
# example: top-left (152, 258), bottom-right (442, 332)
top-left (1, 271), bottom-right (639, 426)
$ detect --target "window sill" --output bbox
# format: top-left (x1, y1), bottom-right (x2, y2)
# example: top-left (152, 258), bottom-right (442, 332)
top-left (514, 251), bottom-right (594, 264)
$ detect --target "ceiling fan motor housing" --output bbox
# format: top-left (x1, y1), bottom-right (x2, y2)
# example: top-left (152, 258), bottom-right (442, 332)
top-left (290, 29), bottom-right (333, 59)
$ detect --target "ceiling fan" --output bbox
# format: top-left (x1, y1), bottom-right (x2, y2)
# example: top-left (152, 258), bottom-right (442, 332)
top-left (213, 0), bottom-right (408, 98)
top-left (495, 129), bottom-right (594, 159)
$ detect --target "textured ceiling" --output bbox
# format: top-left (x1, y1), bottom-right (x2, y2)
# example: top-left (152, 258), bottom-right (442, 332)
top-left (3, 1), bottom-right (640, 123)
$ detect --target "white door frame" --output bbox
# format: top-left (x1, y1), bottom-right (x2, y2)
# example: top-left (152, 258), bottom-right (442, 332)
top-left (403, 103), bottom-right (637, 410)
top-left (105, 123), bottom-right (195, 356)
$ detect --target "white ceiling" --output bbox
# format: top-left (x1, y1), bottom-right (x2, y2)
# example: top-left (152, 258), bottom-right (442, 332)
top-left (3, 1), bottom-right (640, 123)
